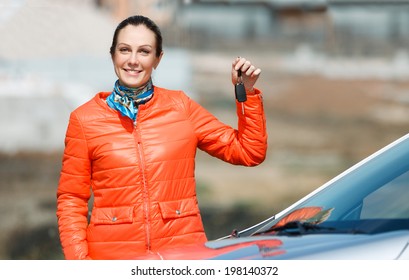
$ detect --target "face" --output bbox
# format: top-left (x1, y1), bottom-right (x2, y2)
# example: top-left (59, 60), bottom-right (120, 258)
top-left (112, 24), bottom-right (163, 88)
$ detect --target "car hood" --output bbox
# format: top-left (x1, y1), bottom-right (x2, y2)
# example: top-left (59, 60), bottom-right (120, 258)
top-left (134, 230), bottom-right (409, 260)
top-left (208, 230), bottom-right (409, 260)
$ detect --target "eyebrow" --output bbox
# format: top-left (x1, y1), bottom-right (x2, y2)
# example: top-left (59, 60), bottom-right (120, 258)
top-left (117, 43), bottom-right (153, 48)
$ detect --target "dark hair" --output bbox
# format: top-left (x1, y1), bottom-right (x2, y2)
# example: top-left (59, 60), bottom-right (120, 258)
top-left (109, 15), bottom-right (163, 58)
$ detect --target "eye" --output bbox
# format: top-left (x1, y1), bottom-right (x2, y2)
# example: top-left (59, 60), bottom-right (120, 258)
top-left (119, 47), bottom-right (130, 53)
top-left (139, 49), bottom-right (151, 55)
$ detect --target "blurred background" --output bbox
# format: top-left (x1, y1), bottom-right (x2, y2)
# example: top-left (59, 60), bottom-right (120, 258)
top-left (1, 0), bottom-right (409, 259)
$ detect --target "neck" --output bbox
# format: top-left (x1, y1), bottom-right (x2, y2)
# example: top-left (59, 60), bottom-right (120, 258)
top-left (115, 79), bottom-right (153, 97)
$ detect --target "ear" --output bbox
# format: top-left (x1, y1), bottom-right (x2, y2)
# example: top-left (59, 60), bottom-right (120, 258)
top-left (110, 53), bottom-right (115, 64)
top-left (153, 51), bottom-right (164, 70)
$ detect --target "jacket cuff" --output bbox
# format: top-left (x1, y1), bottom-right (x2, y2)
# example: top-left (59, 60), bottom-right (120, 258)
top-left (246, 87), bottom-right (261, 96)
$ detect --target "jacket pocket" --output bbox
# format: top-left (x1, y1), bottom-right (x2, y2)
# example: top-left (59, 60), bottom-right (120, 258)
top-left (158, 197), bottom-right (200, 220)
top-left (91, 206), bottom-right (134, 225)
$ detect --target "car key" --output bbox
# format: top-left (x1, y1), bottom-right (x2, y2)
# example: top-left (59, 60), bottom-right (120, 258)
top-left (235, 69), bottom-right (247, 102)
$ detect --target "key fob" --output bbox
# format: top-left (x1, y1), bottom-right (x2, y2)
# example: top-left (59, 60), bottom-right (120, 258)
top-left (235, 69), bottom-right (247, 102)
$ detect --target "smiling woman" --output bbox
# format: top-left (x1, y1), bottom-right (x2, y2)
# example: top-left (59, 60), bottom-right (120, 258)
top-left (55, 15), bottom-right (267, 260)
top-left (111, 24), bottom-right (163, 88)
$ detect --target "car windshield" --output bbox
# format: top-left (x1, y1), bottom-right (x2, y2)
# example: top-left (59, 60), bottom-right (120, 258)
top-left (251, 134), bottom-right (409, 236)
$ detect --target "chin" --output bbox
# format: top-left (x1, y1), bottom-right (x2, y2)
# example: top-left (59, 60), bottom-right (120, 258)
top-left (120, 79), bottom-right (142, 88)
top-left (123, 76), bottom-right (149, 88)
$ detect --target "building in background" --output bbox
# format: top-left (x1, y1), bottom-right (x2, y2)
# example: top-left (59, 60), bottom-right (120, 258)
top-left (94, 0), bottom-right (409, 56)
top-left (328, 0), bottom-right (409, 57)
top-left (95, 0), bottom-right (329, 50)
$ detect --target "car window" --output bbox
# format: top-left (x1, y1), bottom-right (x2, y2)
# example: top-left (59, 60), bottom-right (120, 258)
top-left (251, 135), bottom-right (409, 236)
top-left (361, 170), bottom-right (409, 219)
top-left (294, 135), bottom-right (409, 222)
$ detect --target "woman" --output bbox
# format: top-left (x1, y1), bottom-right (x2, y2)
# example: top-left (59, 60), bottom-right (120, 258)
top-left (56, 15), bottom-right (267, 260)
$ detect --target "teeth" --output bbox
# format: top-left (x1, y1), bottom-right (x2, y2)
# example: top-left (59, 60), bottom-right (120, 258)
top-left (126, 70), bottom-right (136, 74)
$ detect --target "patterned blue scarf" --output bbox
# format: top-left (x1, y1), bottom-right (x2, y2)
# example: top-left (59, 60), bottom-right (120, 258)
top-left (106, 79), bottom-right (154, 121)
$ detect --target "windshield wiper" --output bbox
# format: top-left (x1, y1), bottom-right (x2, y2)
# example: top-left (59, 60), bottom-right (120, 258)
top-left (262, 221), bottom-right (370, 236)
top-left (267, 221), bottom-right (337, 236)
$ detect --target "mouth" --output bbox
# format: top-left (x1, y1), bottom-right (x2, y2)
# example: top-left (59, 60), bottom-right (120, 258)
top-left (124, 69), bottom-right (142, 76)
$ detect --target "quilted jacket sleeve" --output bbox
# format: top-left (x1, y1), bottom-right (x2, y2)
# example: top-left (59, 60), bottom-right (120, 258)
top-left (188, 88), bottom-right (267, 166)
top-left (56, 111), bottom-right (92, 260)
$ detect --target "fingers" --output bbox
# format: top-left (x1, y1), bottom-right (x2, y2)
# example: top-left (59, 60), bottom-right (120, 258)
top-left (233, 57), bottom-right (261, 78)
top-left (232, 57), bottom-right (261, 91)
top-left (250, 67), bottom-right (262, 78)
top-left (233, 57), bottom-right (249, 72)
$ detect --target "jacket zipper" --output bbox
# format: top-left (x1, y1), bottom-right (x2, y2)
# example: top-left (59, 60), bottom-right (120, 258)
top-left (134, 120), bottom-right (151, 251)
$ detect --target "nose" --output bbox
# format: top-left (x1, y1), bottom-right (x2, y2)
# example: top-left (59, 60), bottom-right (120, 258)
top-left (128, 51), bottom-right (139, 65)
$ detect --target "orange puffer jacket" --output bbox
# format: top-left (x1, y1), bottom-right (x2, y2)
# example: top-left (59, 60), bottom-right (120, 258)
top-left (56, 86), bottom-right (267, 260)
